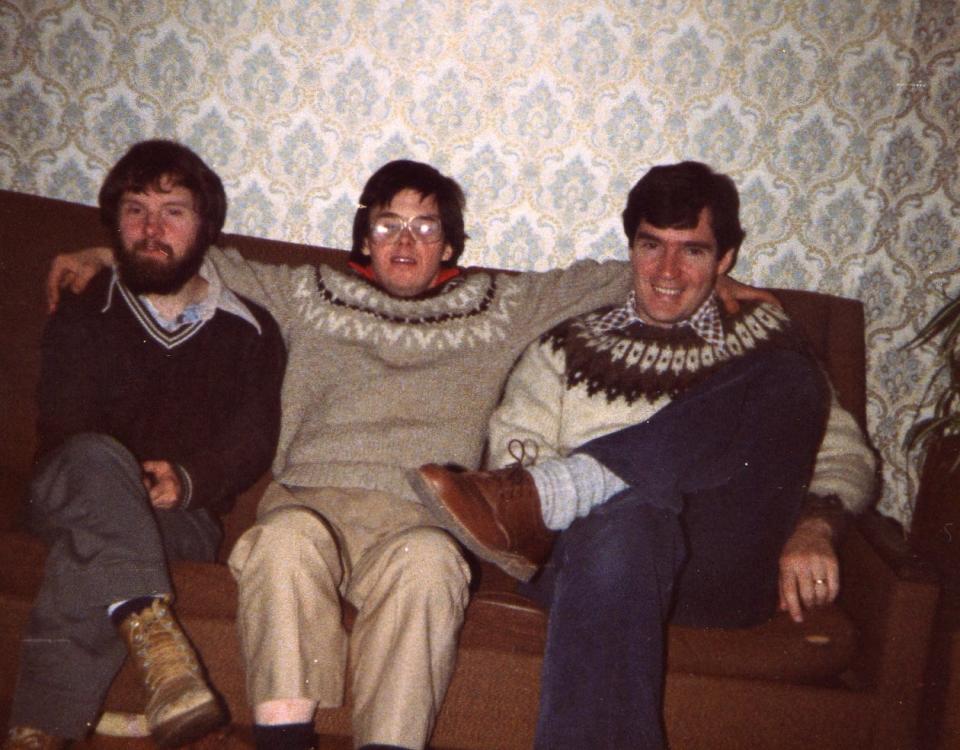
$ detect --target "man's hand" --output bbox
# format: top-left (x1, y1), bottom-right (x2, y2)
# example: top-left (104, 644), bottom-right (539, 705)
top-left (778, 516), bottom-right (839, 623)
top-left (141, 460), bottom-right (183, 510)
top-left (715, 275), bottom-right (780, 315)
top-left (46, 246), bottom-right (114, 313)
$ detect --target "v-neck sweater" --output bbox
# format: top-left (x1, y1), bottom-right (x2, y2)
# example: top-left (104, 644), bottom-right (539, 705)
top-left (36, 269), bottom-right (286, 514)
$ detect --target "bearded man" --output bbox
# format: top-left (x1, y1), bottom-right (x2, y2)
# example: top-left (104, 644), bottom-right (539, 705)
top-left (3, 140), bottom-right (285, 750)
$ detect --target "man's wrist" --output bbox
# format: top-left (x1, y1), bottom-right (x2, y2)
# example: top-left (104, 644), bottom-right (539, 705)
top-left (799, 493), bottom-right (849, 541)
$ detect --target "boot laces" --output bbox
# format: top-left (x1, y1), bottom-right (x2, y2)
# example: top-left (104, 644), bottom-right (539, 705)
top-left (127, 602), bottom-right (200, 693)
top-left (505, 438), bottom-right (538, 473)
top-left (493, 439), bottom-right (539, 504)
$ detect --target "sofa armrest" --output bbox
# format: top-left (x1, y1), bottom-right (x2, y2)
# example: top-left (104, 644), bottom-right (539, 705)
top-left (837, 509), bottom-right (939, 748)
top-left (853, 509), bottom-right (937, 584)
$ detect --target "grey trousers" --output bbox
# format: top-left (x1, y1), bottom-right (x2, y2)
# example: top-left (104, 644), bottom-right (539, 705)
top-left (9, 433), bottom-right (220, 739)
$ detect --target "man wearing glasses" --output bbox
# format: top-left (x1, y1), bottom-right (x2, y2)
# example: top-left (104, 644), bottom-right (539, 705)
top-left (45, 159), bottom-right (853, 750)
top-left (218, 160), bottom-right (643, 750)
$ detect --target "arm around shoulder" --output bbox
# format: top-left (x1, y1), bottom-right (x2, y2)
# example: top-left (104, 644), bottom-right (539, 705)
top-left (205, 246), bottom-right (311, 333)
top-left (519, 259), bottom-right (632, 337)
top-left (46, 246), bottom-right (114, 313)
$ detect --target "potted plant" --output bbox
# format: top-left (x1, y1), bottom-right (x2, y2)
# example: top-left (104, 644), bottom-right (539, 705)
top-left (906, 291), bottom-right (960, 576)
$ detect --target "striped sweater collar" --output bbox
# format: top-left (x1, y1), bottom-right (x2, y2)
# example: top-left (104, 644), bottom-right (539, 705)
top-left (101, 258), bottom-right (261, 349)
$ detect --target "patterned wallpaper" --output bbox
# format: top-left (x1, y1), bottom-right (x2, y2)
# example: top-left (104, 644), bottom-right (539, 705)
top-left (1, 0), bottom-right (958, 524)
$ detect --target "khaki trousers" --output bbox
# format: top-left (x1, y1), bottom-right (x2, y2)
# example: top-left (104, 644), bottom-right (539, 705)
top-left (228, 482), bottom-right (471, 749)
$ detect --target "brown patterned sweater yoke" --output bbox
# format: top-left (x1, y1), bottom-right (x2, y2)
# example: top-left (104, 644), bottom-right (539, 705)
top-left (544, 301), bottom-right (806, 405)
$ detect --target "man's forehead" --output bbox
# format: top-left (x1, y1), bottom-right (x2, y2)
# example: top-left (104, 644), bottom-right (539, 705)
top-left (376, 189), bottom-right (438, 214)
top-left (122, 182), bottom-right (195, 204)
top-left (635, 212), bottom-right (717, 246)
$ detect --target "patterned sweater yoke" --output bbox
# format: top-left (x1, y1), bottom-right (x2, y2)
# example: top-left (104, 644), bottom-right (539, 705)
top-left (544, 301), bottom-right (804, 405)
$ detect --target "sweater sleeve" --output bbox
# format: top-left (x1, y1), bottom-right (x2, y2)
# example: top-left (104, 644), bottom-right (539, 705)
top-left (205, 246), bottom-right (312, 334)
top-left (518, 259), bottom-right (632, 339)
top-left (488, 339), bottom-right (568, 469)
top-left (174, 307), bottom-right (287, 514)
top-left (807, 386), bottom-right (877, 516)
top-left (34, 294), bottom-right (103, 457)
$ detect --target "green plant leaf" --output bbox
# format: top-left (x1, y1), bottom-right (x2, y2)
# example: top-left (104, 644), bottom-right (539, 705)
top-left (905, 413), bottom-right (960, 450)
top-left (908, 294), bottom-right (960, 350)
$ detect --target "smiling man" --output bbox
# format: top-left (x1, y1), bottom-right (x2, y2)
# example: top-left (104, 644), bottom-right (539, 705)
top-left (4, 141), bottom-right (285, 750)
top-left (411, 161), bottom-right (875, 749)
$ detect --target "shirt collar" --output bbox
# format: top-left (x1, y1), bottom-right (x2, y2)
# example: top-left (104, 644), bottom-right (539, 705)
top-left (103, 257), bottom-right (262, 335)
top-left (593, 291), bottom-right (726, 350)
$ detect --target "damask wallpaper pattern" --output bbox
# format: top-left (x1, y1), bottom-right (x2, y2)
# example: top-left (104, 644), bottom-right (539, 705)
top-left (1, 0), bottom-right (958, 524)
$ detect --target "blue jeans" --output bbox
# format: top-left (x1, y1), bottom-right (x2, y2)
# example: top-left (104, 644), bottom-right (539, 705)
top-left (10, 433), bottom-right (220, 738)
top-left (525, 348), bottom-right (829, 749)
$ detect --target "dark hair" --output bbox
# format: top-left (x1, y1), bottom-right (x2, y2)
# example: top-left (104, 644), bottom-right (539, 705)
top-left (98, 140), bottom-right (227, 249)
top-left (350, 160), bottom-right (467, 267)
top-left (622, 161), bottom-right (745, 257)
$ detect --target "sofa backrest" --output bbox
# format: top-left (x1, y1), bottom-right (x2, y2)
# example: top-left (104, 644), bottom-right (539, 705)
top-left (0, 189), bottom-right (868, 544)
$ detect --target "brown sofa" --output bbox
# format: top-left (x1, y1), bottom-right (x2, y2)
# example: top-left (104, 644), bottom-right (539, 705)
top-left (0, 188), bottom-right (940, 749)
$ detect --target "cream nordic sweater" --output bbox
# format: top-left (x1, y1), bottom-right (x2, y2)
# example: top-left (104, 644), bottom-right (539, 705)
top-left (207, 248), bottom-right (632, 503)
top-left (489, 303), bottom-right (876, 515)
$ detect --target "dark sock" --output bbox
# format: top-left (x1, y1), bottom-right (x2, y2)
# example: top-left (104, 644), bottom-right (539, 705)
top-left (109, 595), bottom-right (158, 627)
top-left (254, 722), bottom-right (315, 750)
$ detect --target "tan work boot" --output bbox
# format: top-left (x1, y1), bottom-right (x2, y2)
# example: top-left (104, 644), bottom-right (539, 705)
top-left (118, 599), bottom-right (225, 748)
top-left (1, 726), bottom-right (65, 750)
top-left (409, 463), bottom-right (555, 581)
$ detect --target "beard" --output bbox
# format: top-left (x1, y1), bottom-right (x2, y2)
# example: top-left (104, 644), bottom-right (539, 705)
top-left (114, 237), bottom-right (207, 295)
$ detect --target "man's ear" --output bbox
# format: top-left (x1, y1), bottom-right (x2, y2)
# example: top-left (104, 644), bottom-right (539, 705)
top-left (361, 241), bottom-right (371, 256)
top-left (442, 244), bottom-right (453, 262)
top-left (718, 248), bottom-right (735, 275)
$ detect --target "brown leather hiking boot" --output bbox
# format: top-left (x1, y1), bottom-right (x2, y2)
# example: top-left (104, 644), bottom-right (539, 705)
top-left (118, 599), bottom-right (225, 748)
top-left (1, 726), bottom-right (65, 750)
top-left (408, 463), bottom-right (555, 581)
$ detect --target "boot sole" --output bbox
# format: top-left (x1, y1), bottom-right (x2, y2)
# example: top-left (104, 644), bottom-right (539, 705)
top-left (408, 469), bottom-right (538, 582)
top-left (151, 697), bottom-right (226, 749)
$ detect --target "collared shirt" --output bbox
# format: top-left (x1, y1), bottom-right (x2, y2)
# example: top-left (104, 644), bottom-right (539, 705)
top-left (591, 291), bottom-right (727, 351)
top-left (103, 258), bottom-right (262, 337)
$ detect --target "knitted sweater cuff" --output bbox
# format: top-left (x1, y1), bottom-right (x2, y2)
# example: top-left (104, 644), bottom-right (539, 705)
top-left (174, 463), bottom-right (194, 509)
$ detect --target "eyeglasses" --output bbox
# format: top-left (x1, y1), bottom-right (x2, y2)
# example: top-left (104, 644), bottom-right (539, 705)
top-left (369, 213), bottom-right (443, 244)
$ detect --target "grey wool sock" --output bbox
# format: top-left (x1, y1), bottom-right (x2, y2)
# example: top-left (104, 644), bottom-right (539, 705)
top-left (528, 453), bottom-right (628, 530)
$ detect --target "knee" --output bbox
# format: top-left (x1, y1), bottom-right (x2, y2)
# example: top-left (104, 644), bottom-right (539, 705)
top-left (387, 527), bottom-right (471, 600)
top-left (561, 502), bottom-right (680, 599)
top-left (44, 433), bottom-right (138, 472)
top-left (229, 505), bottom-right (338, 581)
top-left (29, 433), bottom-right (143, 519)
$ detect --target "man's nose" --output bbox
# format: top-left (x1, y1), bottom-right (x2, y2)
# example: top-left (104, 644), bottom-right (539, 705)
top-left (143, 211), bottom-right (163, 237)
top-left (396, 225), bottom-right (416, 245)
top-left (658, 249), bottom-right (681, 276)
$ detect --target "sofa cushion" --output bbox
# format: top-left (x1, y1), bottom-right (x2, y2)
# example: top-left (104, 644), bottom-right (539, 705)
top-left (667, 607), bottom-right (858, 683)
top-left (0, 528), bottom-right (858, 686)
